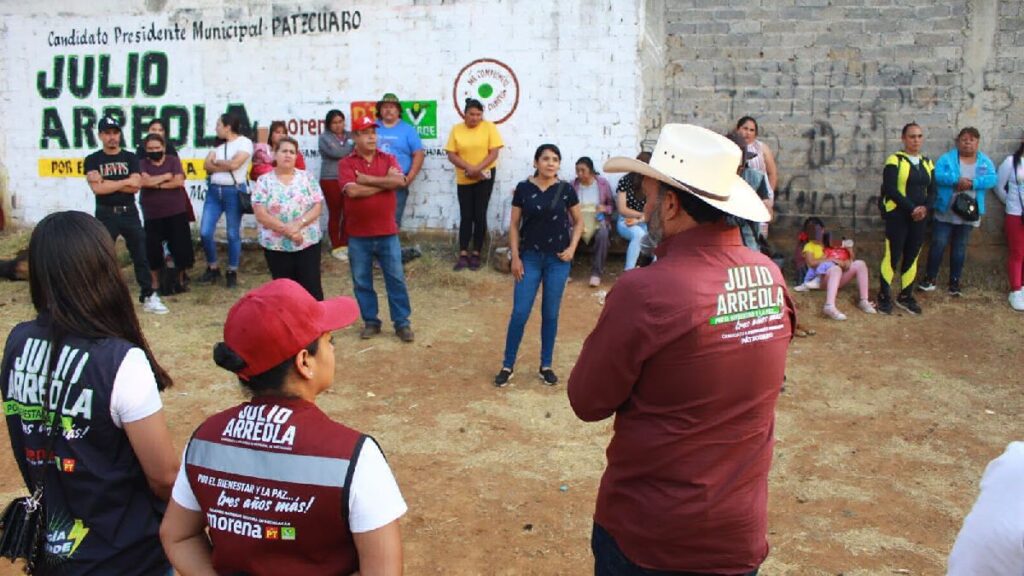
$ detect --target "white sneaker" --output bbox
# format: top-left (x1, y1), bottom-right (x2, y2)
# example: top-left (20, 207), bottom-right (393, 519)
top-left (143, 293), bottom-right (169, 315)
top-left (794, 277), bottom-right (821, 292)
top-left (822, 304), bottom-right (847, 321)
top-left (589, 275), bottom-right (601, 287)
top-left (1010, 289), bottom-right (1024, 311)
top-left (857, 299), bottom-right (877, 314)
top-left (331, 247), bottom-right (349, 262)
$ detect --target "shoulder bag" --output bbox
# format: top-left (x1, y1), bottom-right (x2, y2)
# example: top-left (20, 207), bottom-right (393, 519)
top-left (225, 143), bottom-right (253, 215)
top-left (0, 351), bottom-right (76, 572)
top-left (951, 191), bottom-right (979, 221)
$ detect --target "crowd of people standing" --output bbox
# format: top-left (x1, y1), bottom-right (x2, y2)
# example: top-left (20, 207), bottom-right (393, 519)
top-left (2, 94), bottom-right (1023, 575)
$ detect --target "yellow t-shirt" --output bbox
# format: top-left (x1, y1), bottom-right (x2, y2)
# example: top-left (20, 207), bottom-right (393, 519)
top-left (802, 240), bottom-right (824, 260)
top-left (444, 120), bottom-right (504, 185)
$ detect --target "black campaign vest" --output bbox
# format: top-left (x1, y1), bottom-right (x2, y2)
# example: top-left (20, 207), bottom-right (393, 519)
top-left (1, 318), bottom-right (169, 575)
top-left (184, 397), bottom-right (364, 576)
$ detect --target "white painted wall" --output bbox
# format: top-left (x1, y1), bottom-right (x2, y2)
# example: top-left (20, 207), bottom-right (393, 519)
top-left (0, 0), bottom-right (643, 232)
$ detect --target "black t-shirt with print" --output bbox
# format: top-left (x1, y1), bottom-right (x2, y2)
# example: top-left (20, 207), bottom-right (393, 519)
top-left (616, 172), bottom-right (646, 212)
top-left (84, 149), bottom-right (140, 207)
top-left (513, 179), bottom-right (580, 254)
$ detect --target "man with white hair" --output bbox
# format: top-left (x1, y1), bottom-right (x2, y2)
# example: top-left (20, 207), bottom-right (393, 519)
top-left (569, 124), bottom-right (795, 576)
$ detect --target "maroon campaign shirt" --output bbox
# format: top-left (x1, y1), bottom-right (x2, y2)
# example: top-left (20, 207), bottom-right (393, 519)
top-left (338, 150), bottom-right (401, 237)
top-left (139, 155), bottom-right (189, 220)
top-left (568, 222), bottom-right (795, 574)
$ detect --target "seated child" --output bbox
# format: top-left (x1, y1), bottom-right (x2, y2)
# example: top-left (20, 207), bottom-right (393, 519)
top-left (794, 217), bottom-right (876, 320)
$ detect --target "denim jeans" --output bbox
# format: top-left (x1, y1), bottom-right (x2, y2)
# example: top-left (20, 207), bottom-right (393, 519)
top-left (95, 204), bottom-right (151, 298)
top-left (502, 250), bottom-right (571, 369)
top-left (348, 235), bottom-right (411, 329)
top-left (925, 220), bottom-right (973, 284)
top-left (591, 523), bottom-right (759, 576)
top-left (395, 186), bottom-right (409, 228)
top-left (200, 182), bottom-right (244, 269)
top-left (616, 219), bottom-right (648, 271)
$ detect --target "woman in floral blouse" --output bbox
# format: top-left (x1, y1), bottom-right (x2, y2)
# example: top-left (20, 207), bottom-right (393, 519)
top-left (252, 136), bottom-right (325, 299)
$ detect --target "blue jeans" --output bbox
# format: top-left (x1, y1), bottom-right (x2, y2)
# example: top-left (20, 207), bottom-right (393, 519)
top-left (348, 235), bottom-right (412, 329)
top-left (395, 186), bottom-right (409, 228)
top-left (592, 523), bottom-right (759, 576)
top-left (502, 250), bottom-right (571, 369)
top-left (925, 220), bottom-right (972, 284)
top-left (616, 219), bottom-right (648, 271)
top-left (200, 183), bottom-right (244, 269)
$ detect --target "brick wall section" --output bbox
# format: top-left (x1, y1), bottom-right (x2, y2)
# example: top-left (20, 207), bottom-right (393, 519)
top-left (653, 0), bottom-right (1024, 243)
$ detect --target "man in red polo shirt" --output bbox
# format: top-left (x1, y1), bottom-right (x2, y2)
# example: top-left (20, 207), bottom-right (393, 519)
top-left (568, 124), bottom-right (795, 576)
top-left (338, 115), bottom-right (415, 342)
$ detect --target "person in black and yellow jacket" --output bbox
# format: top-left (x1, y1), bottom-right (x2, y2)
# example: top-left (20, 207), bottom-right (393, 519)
top-left (877, 122), bottom-right (936, 315)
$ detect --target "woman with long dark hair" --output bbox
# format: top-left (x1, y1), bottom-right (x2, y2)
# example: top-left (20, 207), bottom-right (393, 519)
top-left (445, 98), bottom-right (504, 270)
top-left (252, 137), bottom-right (325, 299)
top-left (494, 144), bottom-right (582, 387)
top-left (735, 116), bottom-right (778, 191)
top-left (160, 279), bottom-right (406, 575)
top-left (0, 211), bottom-right (178, 574)
top-left (996, 139), bottom-right (1024, 310)
top-left (319, 109), bottom-right (354, 261)
top-left (200, 111), bottom-right (253, 288)
top-left (615, 150), bottom-right (652, 271)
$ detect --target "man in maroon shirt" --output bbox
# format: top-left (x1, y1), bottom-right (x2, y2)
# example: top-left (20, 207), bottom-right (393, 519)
top-left (338, 115), bottom-right (415, 342)
top-left (568, 124), bottom-right (795, 576)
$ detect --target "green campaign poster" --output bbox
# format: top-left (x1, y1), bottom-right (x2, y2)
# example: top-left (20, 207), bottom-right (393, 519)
top-left (403, 101), bottom-right (437, 140)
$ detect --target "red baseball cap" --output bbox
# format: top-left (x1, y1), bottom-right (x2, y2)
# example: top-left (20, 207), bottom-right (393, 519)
top-left (223, 279), bottom-right (360, 379)
top-left (352, 115), bottom-right (376, 132)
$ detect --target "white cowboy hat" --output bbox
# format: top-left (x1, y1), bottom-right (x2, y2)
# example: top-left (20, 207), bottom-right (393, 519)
top-left (604, 124), bottom-right (771, 223)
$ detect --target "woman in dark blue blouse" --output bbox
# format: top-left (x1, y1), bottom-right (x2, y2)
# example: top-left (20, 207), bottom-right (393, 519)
top-left (495, 144), bottom-right (583, 387)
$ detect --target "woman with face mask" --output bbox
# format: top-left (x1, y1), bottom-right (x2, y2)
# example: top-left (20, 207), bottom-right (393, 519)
top-left (138, 133), bottom-right (194, 313)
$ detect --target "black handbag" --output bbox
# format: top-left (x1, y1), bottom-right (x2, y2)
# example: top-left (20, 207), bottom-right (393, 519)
top-left (951, 192), bottom-right (979, 221)
top-left (225, 145), bottom-right (253, 215)
top-left (0, 350), bottom-right (76, 572)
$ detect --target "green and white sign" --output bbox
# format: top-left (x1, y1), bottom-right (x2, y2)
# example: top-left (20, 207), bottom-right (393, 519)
top-left (403, 100), bottom-right (437, 140)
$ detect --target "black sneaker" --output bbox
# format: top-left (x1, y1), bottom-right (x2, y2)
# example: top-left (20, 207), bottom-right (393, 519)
top-left (896, 293), bottom-right (922, 315)
top-left (360, 324), bottom-right (382, 339)
top-left (198, 267), bottom-right (221, 284)
top-left (876, 292), bottom-right (893, 315)
top-left (948, 281), bottom-right (962, 297)
top-left (225, 270), bottom-right (237, 289)
top-left (916, 278), bottom-right (937, 292)
top-left (494, 368), bottom-right (514, 388)
top-left (538, 367), bottom-right (559, 386)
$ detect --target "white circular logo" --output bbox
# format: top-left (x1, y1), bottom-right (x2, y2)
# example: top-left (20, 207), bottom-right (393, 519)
top-left (452, 58), bottom-right (520, 124)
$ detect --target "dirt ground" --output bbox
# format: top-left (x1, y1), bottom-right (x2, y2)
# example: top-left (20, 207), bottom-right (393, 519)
top-left (0, 231), bottom-right (1021, 575)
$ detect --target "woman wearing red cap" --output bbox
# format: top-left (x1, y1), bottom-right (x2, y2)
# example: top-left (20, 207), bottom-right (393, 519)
top-left (160, 279), bottom-right (406, 575)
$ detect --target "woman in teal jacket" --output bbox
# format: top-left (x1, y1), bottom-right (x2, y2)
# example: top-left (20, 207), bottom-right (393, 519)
top-left (919, 127), bottom-right (997, 296)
